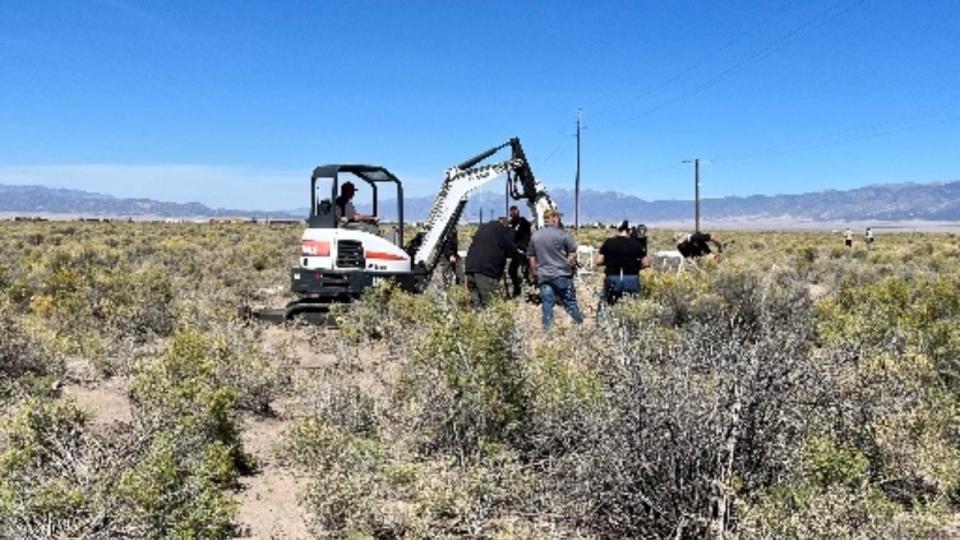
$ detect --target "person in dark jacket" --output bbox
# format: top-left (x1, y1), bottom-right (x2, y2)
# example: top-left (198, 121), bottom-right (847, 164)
top-left (596, 220), bottom-right (649, 307)
top-left (507, 205), bottom-right (532, 298)
top-left (464, 218), bottom-right (515, 308)
top-left (677, 231), bottom-right (722, 259)
top-left (439, 229), bottom-right (462, 287)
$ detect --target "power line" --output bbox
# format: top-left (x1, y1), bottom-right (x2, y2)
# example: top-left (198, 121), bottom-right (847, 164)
top-left (535, 120), bottom-right (579, 166)
top-left (709, 107), bottom-right (960, 163)
top-left (590, 0), bottom-right (797, 126)
top-left (592, 0), bottom-right (865, 131)
top-left (540, 139), bottom-right (569, 164)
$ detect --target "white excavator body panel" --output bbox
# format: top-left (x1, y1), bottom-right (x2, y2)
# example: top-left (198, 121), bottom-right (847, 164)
top-left (299, 227), bottom-right (411, 273)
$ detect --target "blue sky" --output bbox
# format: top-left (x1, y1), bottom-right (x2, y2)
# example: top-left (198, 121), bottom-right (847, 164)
top-left (1, 0), bottom-right (957, 210)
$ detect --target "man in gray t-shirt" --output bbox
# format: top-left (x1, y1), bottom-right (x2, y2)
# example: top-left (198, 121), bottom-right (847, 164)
top-left (529, 209), bottom-right (583, 329)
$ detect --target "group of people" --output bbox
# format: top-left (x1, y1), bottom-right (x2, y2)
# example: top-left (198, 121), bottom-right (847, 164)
top-left (463, 206), bottom-right (583, 329)
top-left (843, 227), bottom-right (875, 247)
top-left (461, 207), bottom-right (654, 330)
top-left (334, 181), bottom-right (717, 329)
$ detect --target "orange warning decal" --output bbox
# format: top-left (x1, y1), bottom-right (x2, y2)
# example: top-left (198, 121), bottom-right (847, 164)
top-left (366, 250), bottom-right (407, 261)
top-left (301, 240), bottom-right (330, 257)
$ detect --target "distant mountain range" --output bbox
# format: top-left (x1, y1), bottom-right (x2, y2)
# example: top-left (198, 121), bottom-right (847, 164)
top-left (3, 181), bottom-right (960, 223)
top-left (308, 181), bottom-right (960, 223)
top-left (0, 184), bottom-right (295, 219)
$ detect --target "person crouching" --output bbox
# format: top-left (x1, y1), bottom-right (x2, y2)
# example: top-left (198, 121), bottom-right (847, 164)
top-left (464, 217), bottom-right (515, 308)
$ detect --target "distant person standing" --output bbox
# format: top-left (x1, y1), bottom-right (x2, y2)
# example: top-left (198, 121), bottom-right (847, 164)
top-left (529, 208), bottom-right (583, 329)
top-left (843, 228), bottom-right (853, 248)
top-left (865, 227), bottom-right (875, 247)
top-left (596, 220), bottom-right (649, 307)
top-left (464, 218), bottom-right (515, 308)
top-left (507, 205), bottom-right (532, 298)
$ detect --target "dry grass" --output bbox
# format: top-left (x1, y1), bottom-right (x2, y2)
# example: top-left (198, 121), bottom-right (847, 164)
top-left (2, 220), bottom-right (960, 538)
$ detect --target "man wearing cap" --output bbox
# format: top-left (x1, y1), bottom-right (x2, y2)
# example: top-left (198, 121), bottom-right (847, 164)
top-left (528, 208), bottom-right (583, 329)
top-left (336, 182), bottom-right (379, 233)
top-left (464, 217), bottom-right (515, 308)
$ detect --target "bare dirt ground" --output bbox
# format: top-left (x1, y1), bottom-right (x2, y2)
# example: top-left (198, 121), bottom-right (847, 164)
top-left (231, 323), bottom-right (400, 539)
top-left (62, 358), bottom-right (133, 431)
top-left (231, 326), bottom-right (332, 539)
top-left (62, 377), bottom-right (133, 429)
top-left (938, 517), bottom-right (960, 539)
top-left (58, 346), bottom-right (318, 539)
top-left (234, 414), bottom-right (310, 539)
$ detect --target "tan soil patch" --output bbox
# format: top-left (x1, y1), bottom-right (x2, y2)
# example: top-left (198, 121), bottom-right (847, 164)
top-left (807, 283), bottom-right (830, 300)
top-left (234, 414), bottom-right (310, 539)
top-left (63, 355), bottom-right (99, 384)
top-left (939, 515), bottom-right (960, 539)
top-left (62, 376), bottom-right (133, 429)
top-left (260, 325), bottom-right (338, 370)
top-left (235, 468), bottom-right (310, 539)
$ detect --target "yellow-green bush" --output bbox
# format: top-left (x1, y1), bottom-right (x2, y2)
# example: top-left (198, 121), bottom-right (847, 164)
top-left (286, 419), bottom-right (542, 539)
top-left (3, 221), bottom-right (960, 537)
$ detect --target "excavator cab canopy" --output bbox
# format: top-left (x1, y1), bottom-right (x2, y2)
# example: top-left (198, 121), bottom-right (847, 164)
top-left (309, 164), bottom-right (405, 246)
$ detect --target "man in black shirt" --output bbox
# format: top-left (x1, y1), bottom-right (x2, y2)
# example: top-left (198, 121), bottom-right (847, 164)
top-left (596, 220), bottom-right (649, 306)
top-left (464, 218), bottom-right (515, 308)
top-left (507, 205), bottom-right (532, 298)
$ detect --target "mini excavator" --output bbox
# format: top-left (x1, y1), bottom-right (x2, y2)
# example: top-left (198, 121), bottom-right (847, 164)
top-left (251, 137), bottom-right (556, 323)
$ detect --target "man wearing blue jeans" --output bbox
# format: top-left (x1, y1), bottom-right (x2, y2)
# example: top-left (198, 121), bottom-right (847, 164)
top-left (529, 208), bottom-right (583, 329)
top-left (596, 220), bottom-right (648, 311)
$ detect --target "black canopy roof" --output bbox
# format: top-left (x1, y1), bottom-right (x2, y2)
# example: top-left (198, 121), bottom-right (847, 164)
top-left (311, 164), bottom-right (401, 185)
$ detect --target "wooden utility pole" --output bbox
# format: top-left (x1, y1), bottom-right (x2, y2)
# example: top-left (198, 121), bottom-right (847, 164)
top-left (683, 158), bottom-right (701, 232)
top-left (575, 108), bottom-right (582, 229)
top-left (505, 174), bottom-right (510, 217)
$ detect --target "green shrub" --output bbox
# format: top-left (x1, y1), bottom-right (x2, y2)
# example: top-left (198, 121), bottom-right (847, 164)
top-left (396, 300), bottom-right (528, 458)
top-left (117, 433), bottom-right (237, 539)
top-left (0, 299), bottom-right (62, 405)
top-left (130, 332), bottom-right (250, 473)
top-left (0, 398), bottom-right (98, 537)
top-left (286, 419), bottom-right (541, 539)
top-left (803, 435), bottom-right (870, 489)
top-left (738, 483), bottom-right (930, 539)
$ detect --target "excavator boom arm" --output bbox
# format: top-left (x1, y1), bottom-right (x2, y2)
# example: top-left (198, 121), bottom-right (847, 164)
top-left (410, 138), bottom-right (556, 274)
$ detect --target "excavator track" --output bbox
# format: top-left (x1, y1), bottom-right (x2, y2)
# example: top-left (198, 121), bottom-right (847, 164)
top-left (241, 299), bottom-right (338, 326)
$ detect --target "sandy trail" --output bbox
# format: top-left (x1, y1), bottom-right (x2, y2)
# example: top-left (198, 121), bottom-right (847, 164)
top-left (234, 414), bottom-right (310, 539)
